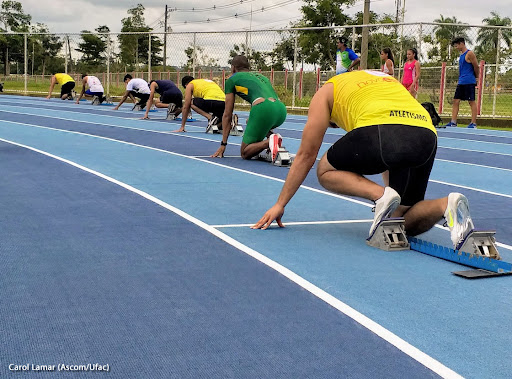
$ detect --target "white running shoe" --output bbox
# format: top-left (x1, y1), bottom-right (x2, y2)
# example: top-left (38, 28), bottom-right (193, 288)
top-left (206, 116), bottom-right (219, 133)
top-left (167, 103), bottom-right (176, 119)
top-left (268, 133), bottom-right (283, 162)
top-left (444, 193), bottom-right (474, 249)
top-left (369, 187), bottom-right (401, 237)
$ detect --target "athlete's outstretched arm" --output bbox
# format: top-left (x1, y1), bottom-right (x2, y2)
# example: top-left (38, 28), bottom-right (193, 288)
top-left (211, 93), bottom-right (235, 157)
top-left (252, 84), bottom-right (332, 229)
top-left (173, 84), bottom-right (194, 132)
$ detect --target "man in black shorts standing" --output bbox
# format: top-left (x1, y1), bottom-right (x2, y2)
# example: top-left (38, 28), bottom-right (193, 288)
top-left (253, 70), bottom-right (475, 250)
top-left (141, 80), bottom-right (183, 120)
top-left (443, 37), bottom-right (479, 128)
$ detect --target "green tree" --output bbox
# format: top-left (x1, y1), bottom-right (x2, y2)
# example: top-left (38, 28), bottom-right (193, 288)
top-left (350, 11), bottom-right (396, 69)
top-left (29, 23), bottom-right (64, 75)
top-left (426, 15), bottom-right (470, 63)
top-left (118, 4), bottom-right (162, 70)
top-left (269, 30), bottom-right (302, 70)
top-left (183, 45), bottom-right (219, 70)
top-left (296, 0), bottom-right (355, 70)
top-left (76, 30), bottom-right (106, 68)
top-left (475, 12), bottom-right (512, 64)
top-left (228, 44), bottom-right (269, 70)
top-left (0, 0), bottom-right (31, 75)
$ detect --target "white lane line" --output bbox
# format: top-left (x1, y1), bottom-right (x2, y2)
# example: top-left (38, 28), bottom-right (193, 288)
top-left (212, 219), bottom-right (373, 228)
top-left (436, 159), bottom-right (512, 172)
top-left (0, 136), bottom-right (463, 379)
top-left (430, 179), bottom-right (512, 199)
top-left (439, 145), bottom-right (512, 157)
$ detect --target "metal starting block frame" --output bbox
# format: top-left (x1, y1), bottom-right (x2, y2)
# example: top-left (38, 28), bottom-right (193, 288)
top-left (91, 96), bottom-right (101, 105)
top-left (366, 218), bottom-right (410, 251)
top-left (230, 114), bottom-right (244, 136)
top-left (409, 230), bottom-right (512, 278)
top-left (206, 123), bottom-right (221, 134)
top-left (273, 147), bottom-right (294, 167)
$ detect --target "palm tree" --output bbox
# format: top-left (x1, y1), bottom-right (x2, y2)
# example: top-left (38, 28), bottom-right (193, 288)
top-left (476, 12), bottom-right (512, 64)
top-left (429, 15), bottom-right (471, 63)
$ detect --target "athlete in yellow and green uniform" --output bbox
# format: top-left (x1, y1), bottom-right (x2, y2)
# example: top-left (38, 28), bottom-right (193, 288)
top-left (254, 70), bottom-right (475, 251)
top-left (46, 73), bottom-right (75, 100)
top-left (211, 55), bottom-right (287, 160)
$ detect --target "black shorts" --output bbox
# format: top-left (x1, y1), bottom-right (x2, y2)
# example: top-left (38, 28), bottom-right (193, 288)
top-left (131, 91), bottom-right (150, 106)
top-left (161, 91), bottom-right (183, 108)
top-left (454, 84), bottom-right (476, 101)
top-left (61, 81), bottom-right (75, 97)
top-left (326, 124), bottom-right (437, 206)
top-left (192, 98), bottom-right (225, 119)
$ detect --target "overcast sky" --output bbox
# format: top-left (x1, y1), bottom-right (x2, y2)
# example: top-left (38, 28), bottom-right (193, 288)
top-left (20, 0), bottom-right (512, 34)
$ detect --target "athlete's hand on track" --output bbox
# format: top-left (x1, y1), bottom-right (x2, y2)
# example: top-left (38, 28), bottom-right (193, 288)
top-left (252, 204), bottom-right (285, 230)
top-left (172, 128), bottom-right (186, 132)
top-left (141, 116), bottom-right (150, 120)
top-left (211, 146), bottom-right (226, 158)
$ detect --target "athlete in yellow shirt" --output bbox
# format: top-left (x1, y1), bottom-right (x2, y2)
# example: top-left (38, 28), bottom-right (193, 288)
top-left (174, 77), bottom-right (226, 133)
top-left (46, 73), bottom-right (75, 100)
top-left (253, 70), bottom-right (474, 249)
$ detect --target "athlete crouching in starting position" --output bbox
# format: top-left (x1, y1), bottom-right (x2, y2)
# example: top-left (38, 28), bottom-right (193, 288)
top-left (211, 55), bottom-right (287, 161)
top-left (253, 70), bottom-right (475, 249)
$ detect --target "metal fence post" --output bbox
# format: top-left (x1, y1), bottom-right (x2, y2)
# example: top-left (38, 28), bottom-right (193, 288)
top-left (439, 62), bottom-right (446, 114)
top-left (106, 34), bottom-right (111, 96)
top-left (477, 60), bottom-right (485, 115)
top-left (418, 23), bottom-right (423, 61)
top-left (192, 33), bottom-right (197, 77)
top-left (148, 33), bottom-right (152, 81)
top-left (292, 33), bottom-right (298, 109)
top-left (492, 28), bottom-right (502, 118)
top-left (245, 31), bottom-right (249, 55)
top-left (24, 33), bottom-right (28, 95)
top-left (65, 35), bottom-right (69, 74)
top-left (352, 26), bottom-right (356, 51)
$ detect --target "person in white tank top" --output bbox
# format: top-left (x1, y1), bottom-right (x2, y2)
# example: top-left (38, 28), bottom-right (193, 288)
top-left (76, 74), bottom-right (106, 104)
top-left (380, 48), bottom-right (395, 77)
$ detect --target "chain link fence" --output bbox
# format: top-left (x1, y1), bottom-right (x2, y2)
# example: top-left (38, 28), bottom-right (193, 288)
top-left (1, 22), bottom-right (511, 118)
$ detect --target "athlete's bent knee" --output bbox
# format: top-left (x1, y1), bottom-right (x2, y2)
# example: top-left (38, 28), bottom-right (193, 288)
top-left (317, 154), bottom-right (336, 181)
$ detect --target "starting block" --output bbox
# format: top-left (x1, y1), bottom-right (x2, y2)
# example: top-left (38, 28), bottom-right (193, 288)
top-left (230, 114), bottom-right (244, 136)
top-left (206, 118), bottom-right (222, 134)
top-left (102, 96), bottom-right (114, 106)
top-left (132, 104), bottom-right (142, 111)
top-left (366, 218), bottom-right (410, 251)
top-left (409, 229), bottom-right (512, 278)
top-left (457, 229), bottom-right (500, 260)
top-left (91, 96), bottom-right (101, 105)
top-left (258, 146), bottom-right (294, 167)
top-left (274, 147), bottom-right (293, 167)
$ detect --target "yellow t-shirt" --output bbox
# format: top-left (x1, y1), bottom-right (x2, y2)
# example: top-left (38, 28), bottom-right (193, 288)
top-left (326, 70), bottom-right (436, 134)
top-left (190, 79), bottom-right (225, 101)
top-left (54, 73), bottom-right (74, 85)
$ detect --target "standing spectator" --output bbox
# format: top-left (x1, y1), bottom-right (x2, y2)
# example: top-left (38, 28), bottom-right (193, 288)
top-left (443, 37), bottom-right (479, 128)
top-left (380, 48), bottom-right (395, 77)
top-left (335, 37), bottom-right (360, 75)
top-left (401, 48), bottom-right (421, 98)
